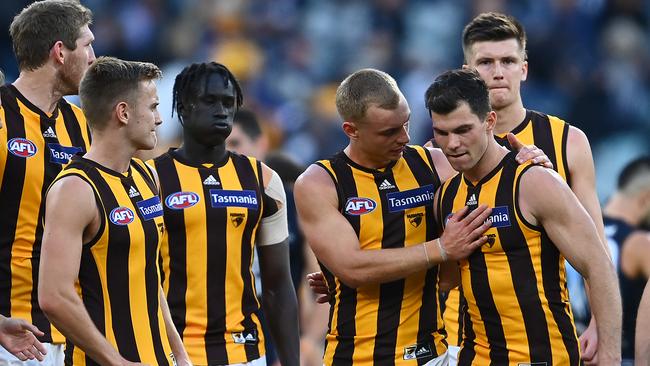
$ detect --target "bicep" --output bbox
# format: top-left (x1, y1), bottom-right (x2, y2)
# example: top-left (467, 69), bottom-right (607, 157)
top-left (41, 178), bottom-right (96, 284)
top-left (566, 127), bottom-right (606, 242)
top-left (294, 170), bottom-right (362, 276)
top-left (521, 168), bottom-right (606, 276)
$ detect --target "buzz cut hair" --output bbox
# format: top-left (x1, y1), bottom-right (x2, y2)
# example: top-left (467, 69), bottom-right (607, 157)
top-left (335, 68), bottom-right (401, 123)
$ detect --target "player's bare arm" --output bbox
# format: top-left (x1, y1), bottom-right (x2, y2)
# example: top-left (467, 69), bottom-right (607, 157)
top-left (295, 164), bottom-right (492, 289)
top-left (255, 163), bottom-right (300, 366)
top-left (636, 282), bottom-right (650, 364)
top-left (518, 166), bottom-right (621, 365)
top-left (39, 176), bottom-right (145, 366)
top-left (620, 231), bottom-right (650, 279)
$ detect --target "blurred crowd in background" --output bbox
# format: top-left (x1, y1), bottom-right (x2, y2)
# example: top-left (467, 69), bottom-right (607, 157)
top-left (1, 0), bottom-right (649, 201)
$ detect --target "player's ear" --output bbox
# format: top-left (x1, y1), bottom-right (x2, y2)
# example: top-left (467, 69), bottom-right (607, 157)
top-left (342, 121), bottom-right (360, 140)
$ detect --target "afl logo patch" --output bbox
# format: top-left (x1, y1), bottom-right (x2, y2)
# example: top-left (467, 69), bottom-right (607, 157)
top-left (110, 207), bottom-right (135, 225)
top-left (344, 197), bottom-right (376, 215)
top-left (7, 138), bottom-right (37, 158)
top-left (165, 191), bottom-right (200, 210)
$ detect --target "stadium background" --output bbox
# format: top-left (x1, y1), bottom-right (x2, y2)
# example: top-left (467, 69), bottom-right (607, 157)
top-left (1, 0), bottom-right (648, 202)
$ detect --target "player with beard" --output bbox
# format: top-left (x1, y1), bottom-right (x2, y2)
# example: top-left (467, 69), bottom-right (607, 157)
top-left (0, 1), bottom-right (94, 364)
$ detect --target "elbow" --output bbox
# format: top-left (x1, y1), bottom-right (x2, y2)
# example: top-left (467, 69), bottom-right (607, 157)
top-left (38, 284), bottom-right (69, 319)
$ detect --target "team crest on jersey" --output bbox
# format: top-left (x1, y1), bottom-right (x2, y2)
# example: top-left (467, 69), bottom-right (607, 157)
top-left (165, 192), bottom-right (200, 210)
top-left (407, 212), bottom-right (424, 227)
top-left (403, 343), bottom-right (433, 360)
top-left (7, 138), bottom-right (37, 158)
top-left (209, 189), bottom-right (258, 209)
top-left (110, 207), bottom-right (135, 225)
top-left (48, 143), bottom-right (82, 164)
top-left (230, 213), bottom-right (246, 227)
top-left (386, 184), bottom-right (435, 213)
top-left (344, 197), bottom-right (376, 215)
top-left (136, 196), bottom-right (164, 221)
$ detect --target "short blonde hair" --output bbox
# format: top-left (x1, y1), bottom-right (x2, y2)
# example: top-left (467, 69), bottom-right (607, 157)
top-left (335, 68), bottom-right (401, 123)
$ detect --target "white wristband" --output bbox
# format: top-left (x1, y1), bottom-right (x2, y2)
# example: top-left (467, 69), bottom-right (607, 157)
top-left (437, 238), bottom-right (448, 261)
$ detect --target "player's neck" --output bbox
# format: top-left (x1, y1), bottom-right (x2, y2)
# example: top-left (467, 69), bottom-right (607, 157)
top-left (176, 140), bottom-right (228, 166)
top-left (493, 101), bottom-right (526, 135)
top-left (344, 145), bottom-right (393, 170)
top-left (463, 139), bottom-right (509, 184)
top-left (84, 134), bottom-right (137, 174)
top-left (13, 68), bottom-right (65, 115)
top-left (604, 194), bottom-right (646, 227)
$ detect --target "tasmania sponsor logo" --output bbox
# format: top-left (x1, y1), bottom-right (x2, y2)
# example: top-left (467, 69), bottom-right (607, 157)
top-left (487, 206), bottom-right (511, 228)
top-left (110, 207), bottom-right (135, 225)
top-left (165, 191), bottom-right (200, 210)
top-left (48, 143), bottom-right (82, 164)
top-left (209, 189), bottom-right (258, 209)
top-left (344, 197), bottom-right (376, 215)
top-left (136, 196), bottom-right (164, 220)
top-left (386, 184), bottom-right (435, 213)
top-left (7, 138), bottom-right (37, 158)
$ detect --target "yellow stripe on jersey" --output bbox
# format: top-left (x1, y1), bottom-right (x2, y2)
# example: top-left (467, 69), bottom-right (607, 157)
top-left (317, 145), bottom-right (445, 366)
top-left (1, 85), bottom-right (90, 343)
top-left (438, 152), bottom-right (580, 366)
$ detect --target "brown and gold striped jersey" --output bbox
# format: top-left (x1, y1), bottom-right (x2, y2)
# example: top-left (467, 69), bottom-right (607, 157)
top-left (52, 156), bottom-right (173, 365)
top-left (153, 150), bottom-right (272, 365)
top-left (437, 152), bottom-right (580, 366)
top-left (317, 145), bottom-right (446, 366)
top-left (442, 109), bottom-right (572, 348)
top-left (0, 85), bottom-right (90, 343)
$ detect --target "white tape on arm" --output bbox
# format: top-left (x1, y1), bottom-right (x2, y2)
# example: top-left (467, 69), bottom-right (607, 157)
top-left (257, 170), bottom-right (289, 246)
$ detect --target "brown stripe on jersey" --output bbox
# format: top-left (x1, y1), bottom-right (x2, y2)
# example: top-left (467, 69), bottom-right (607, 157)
top-left (463, 184), bottom-right (510, 364)
top-left (0, 92), bottom-right (26, 321)
top-left (403, 147), bottom-right (444, 364)
top-left (529, 111), bottom-right (558, 174)
top-left (458, 304), bottom-right (476, 366)
top-left (560, 123), bottom-right (571, 186)
top-left (495, 160), bottom-right (553, 362)
top-left (154, 155), bottom-right (188, 337)
top-left (123, 172), bottom-right (169, 366)
top-left (372, 167), bottom-right (404, 364)
top-left (59, 100), bottom-right (86, 151)
top-left (199, 167), bottom-right (229, 363)
top-left (232, 156), bottom-right (262, 361)
top-left (83, 166), bottom-right (141, 361)
top-left (328, 153), bottom-right (358, 365)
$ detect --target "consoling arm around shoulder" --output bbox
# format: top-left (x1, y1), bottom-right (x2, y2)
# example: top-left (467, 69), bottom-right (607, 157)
top-left (257, 163), bottom-right (299, 366)
top-left (517, 166), bottom-right (622, 364)
top-left (39, 176), bottom-right (129, 366)
top-left (294, 164), bottom-right (491, 289)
